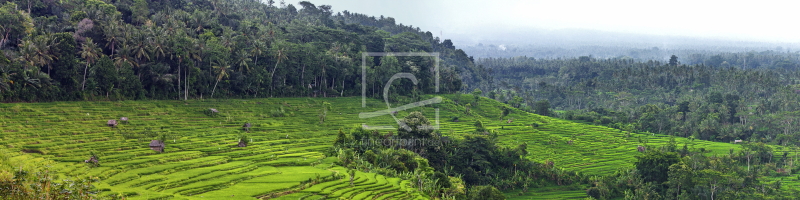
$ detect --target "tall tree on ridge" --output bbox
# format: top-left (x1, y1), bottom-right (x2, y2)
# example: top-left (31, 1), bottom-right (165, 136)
top-left (79, 38), bottom-right (101, 91)
top-left (211, 60), bottom-right (230, 97)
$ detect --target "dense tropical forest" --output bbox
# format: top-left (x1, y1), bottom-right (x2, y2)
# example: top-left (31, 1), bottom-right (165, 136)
top-left (1, 0), bottom-right (799, 200)
top-left (0, 0), bottom-right (477, 102)
top-left (472, 54), bottom-right (800, 146)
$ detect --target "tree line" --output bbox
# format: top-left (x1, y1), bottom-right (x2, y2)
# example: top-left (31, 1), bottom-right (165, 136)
top-left (0, 0), bottom-right (479, 102)
top-left (471, 55), bottom-right (800, 146)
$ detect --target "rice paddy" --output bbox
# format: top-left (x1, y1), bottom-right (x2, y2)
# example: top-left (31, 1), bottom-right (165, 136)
top-left (1, 94), bottom-right (796, 199)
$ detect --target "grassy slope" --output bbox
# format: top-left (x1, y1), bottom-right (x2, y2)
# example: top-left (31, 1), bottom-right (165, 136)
top-left (0, 95), bottom-right (797, 199)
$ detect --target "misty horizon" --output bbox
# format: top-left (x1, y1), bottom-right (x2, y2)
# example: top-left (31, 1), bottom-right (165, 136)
top-left (308, 0), bottom-right (800, 50)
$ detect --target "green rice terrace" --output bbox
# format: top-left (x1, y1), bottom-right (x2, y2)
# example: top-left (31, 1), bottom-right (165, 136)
top-left (1, 95), bottom-right (798, 199)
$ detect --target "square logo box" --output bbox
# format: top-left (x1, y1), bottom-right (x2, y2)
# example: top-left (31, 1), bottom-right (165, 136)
top-left (359, 52), bottom-right (441, 131)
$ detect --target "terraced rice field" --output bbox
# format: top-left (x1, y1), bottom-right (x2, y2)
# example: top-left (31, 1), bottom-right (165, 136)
top-left (1, 94), bottom-right (797, 199)
top-left (0, 97), bottom-right (430, 199)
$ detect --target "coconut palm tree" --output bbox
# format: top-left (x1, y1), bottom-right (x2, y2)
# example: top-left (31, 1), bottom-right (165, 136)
top-left (185, 39), bottom-right (206, 100)
top-left (113, 44), bottom-right (138, 71)
top-left (270, 40), bottom-right (288, 94)
top-left (149, 31), bottom-right (168, 61)
top-left (234, 49), bottom-right (252, 72)
top-left (31, 35), bottom-right (58, 76)
top-left (130, 29), bottom-right (151, 64)
top-left (249, 40), bottom-right (265, 69)
top-left (103, 21), bottom-right (125, 57)
top-left (211, 60), bottom-right (230, 98)
top-left (79, 38), bottom-right (101, 91)
top-left (17, 40), bottom-right (38, 71)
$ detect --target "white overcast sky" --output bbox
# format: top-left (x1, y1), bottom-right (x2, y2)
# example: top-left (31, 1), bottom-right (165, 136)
top-left (301, 0), bottom-right (800, 44)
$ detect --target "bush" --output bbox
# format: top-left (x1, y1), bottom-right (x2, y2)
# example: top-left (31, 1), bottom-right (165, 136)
top-left (467, 185), bottom-right (505, 200)
top-left (586, 187), bottom-right (601, 199)
top-left (270, 106), bottom-right (286, 117)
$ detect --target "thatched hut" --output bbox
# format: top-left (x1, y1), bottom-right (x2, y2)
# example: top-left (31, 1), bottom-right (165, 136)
top-left (107, 120), bottom-right (118, 127)
top-left (243, 122), bottom-right (252, 131)
top-left (120, 117), bottom-right (129, 124)
top-left (84, 155), bottom-right (98, 164)
top-left (149, 140), bottom-right (165, 152)
top-left (637, 145), bottom-right (646, 153)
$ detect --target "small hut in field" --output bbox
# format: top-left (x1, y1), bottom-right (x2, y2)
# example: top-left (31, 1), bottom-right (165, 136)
top-left (243, 122), bottom-right (252, 131)
top-left (149, 140), bottom-right (165, 152)
top-left (107, 120), bottom-right (118, 127)
top-left (238, 140), bottom-right (247, 147)
top-left (84, 155), bottom-right (98, 164)
top-left (637, 145), bottom-right (646, 153)
top-left (120, 117), bottom-right (129, 124)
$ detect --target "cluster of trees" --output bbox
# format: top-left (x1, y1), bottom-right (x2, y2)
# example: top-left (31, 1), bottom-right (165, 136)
top-left (472, 55), bottom-right (800, 145)
top-left (0, 149), bottom-right (97, 199)
top-left (588, 139), bottom-right (797, 199)
top-left (333, 111), bottom-right (586, 199)
top-left (0, 0), bottom-right (476, 102)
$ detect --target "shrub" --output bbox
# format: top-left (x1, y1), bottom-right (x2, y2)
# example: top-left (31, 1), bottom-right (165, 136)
top-left (271, 106), bottom-right (286, 117)
top-left (204, 108), bottom-right (219, 117)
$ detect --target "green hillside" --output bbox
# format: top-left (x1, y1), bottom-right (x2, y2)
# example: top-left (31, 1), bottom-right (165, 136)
top-left (1, 95), bottom-right (798, 199)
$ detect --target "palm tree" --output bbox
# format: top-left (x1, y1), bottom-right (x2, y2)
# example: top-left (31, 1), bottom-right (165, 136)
top-left (17, 40), bottom-right (38, 71)
top-left (104, 21), bottom-right (125, 57)
top-left (211, 60), bottom-right (230, 98)
top-left (249, 40), bottom-right (266, 69)
top-left (234, 49), bottom-right (252, 72)
top-left (114, 44), bottom-right (138, 71)
top-left (186, 39), bottom-right (206, 100)
top-left (20, 69), bottom-right (41, 89)
top-left (79, 38), bottom-right (101, 91)
top-left (270, 40), bottom-right (288, 93)
top-left (149, 31), bottom-right (168, 61)
top-left (130, 29), bottom-right (151, 64)
top-left (32, 35), bottom-right (58, 76)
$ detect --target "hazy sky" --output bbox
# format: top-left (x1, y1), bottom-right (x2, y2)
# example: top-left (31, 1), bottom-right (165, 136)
top-left (303, 0), bottom-right (800, 44)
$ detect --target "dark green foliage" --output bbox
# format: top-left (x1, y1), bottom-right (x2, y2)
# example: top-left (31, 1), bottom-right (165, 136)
top-left (669, 55), bottom-right (678, 66)
top-left (0, 2), bottom-right (34, 48)
top-left (50, 33), bottom-right (80, 99)
top-left (433, 172), bottom-right (451, 188)
top-left (467, 185), bottom-right (505, 200)
top-left (586, 187), bottom-right (601, 199)
top-left (474, 120), bottom-right (486, 132)
top-left (476, 56), bottom-right (800, 145)
top-left (534, 100), bottom-right (550, 116)
top-left (635, 150), bottom-right (680, 184)
top-left (0, 0), bottom-right (466, 102)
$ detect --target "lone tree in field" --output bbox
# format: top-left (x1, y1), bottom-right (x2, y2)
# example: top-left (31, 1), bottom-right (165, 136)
top-left (318, 101), bottom-right (332, 124)
top-left (500, 106), bottom-right (511, 120)
top-left (397, 111), bottom-right (434, 139)
top-left (474, 120), bottom-right (487, 133)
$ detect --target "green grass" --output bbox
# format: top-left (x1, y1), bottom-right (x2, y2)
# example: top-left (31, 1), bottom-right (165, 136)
top-left (1, 95), bottom-right (797, 199)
